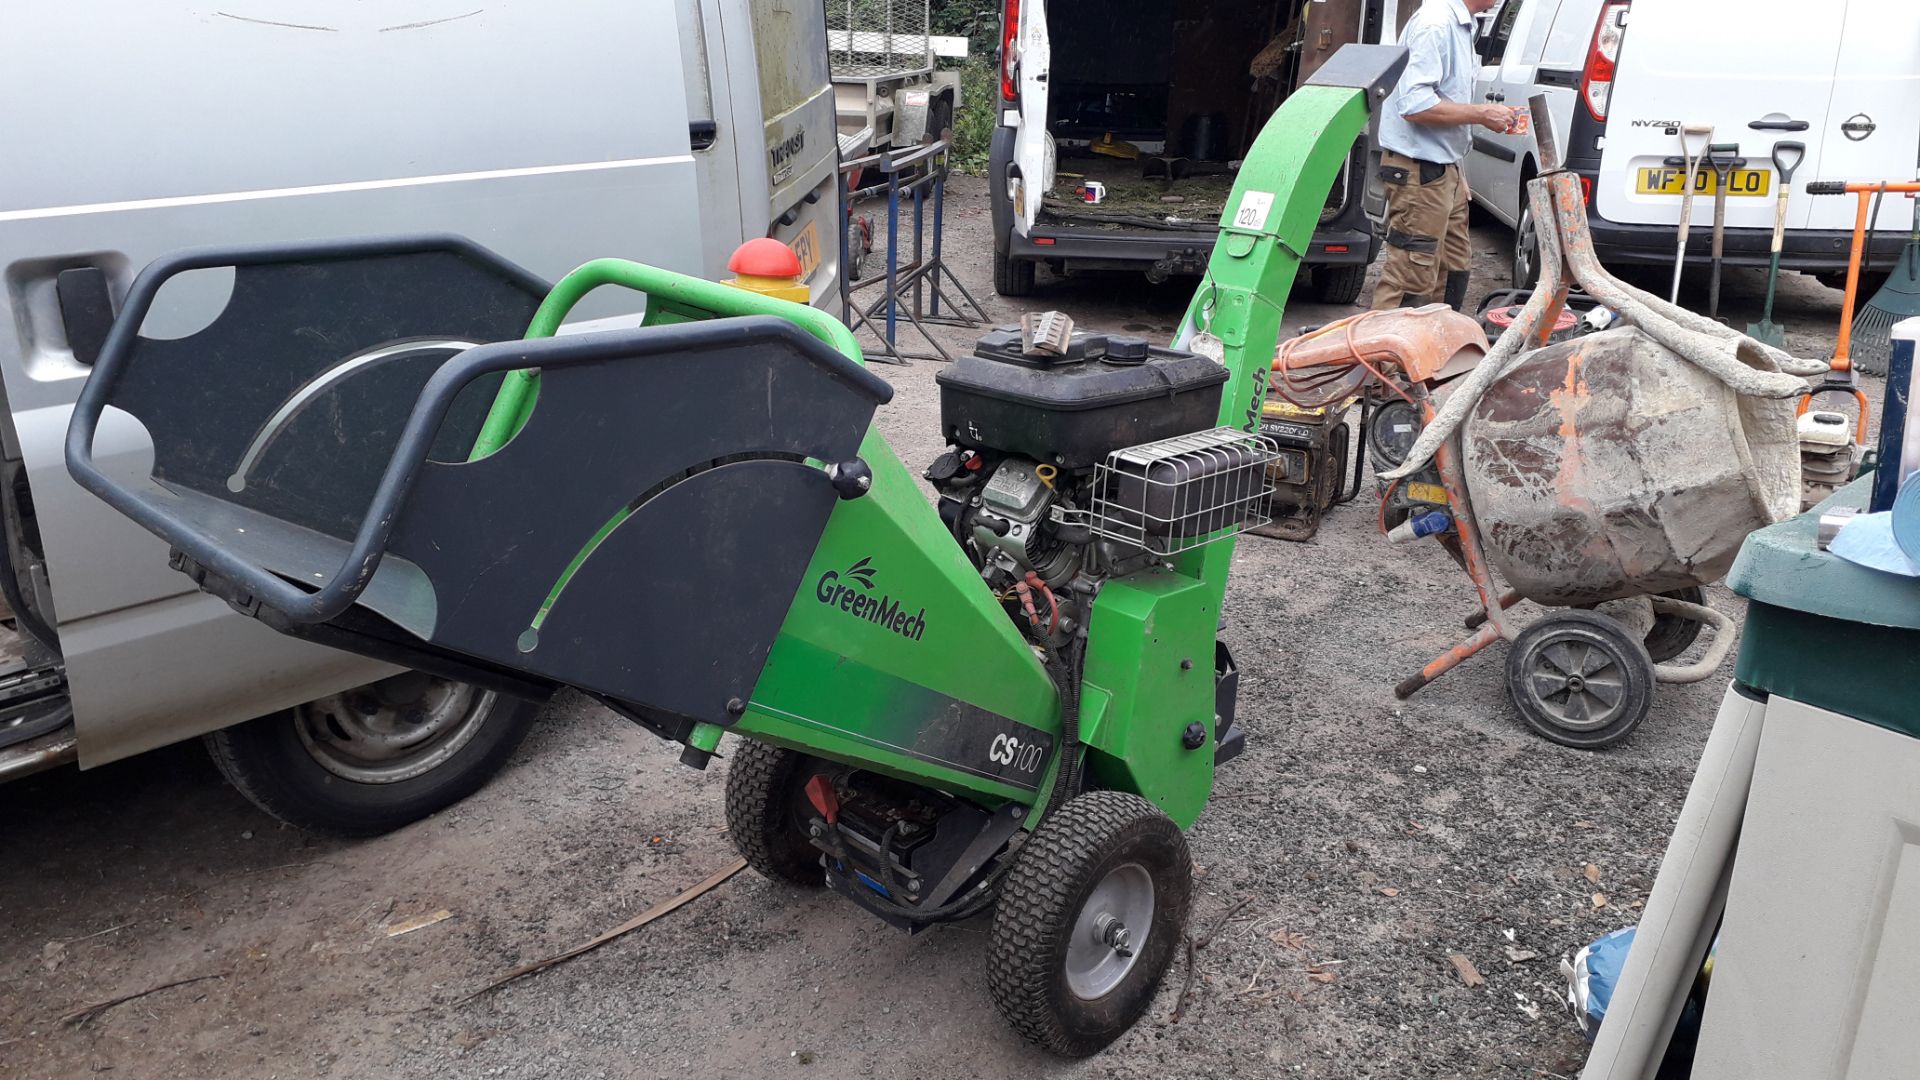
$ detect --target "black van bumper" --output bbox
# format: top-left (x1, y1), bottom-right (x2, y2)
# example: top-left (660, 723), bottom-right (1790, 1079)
top-left (1007, 224), bottom-right (1375, 275)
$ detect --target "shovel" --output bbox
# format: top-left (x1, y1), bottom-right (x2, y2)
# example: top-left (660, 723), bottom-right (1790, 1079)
top-left (1670, 124), bottom-right (1714, 304)
top-left (1705, 143), bottom-right (1740, 320)
top-left (1746, 140), bottom-right (1806, 347)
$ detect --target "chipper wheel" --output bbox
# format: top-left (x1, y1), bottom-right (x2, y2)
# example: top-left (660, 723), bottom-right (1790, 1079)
top-left (724, 740), bottom-right (825, 888)
top-left (1505, 610), bottom-right (1655, 750)
top-left (987, 791), bottom-right (1192, 1057)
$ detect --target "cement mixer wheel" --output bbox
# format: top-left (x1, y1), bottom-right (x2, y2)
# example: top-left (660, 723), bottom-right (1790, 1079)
top-left (1643, 587), bottom-right (1707, 663)
top-left (1505, 610), bottom-right (1654, 749)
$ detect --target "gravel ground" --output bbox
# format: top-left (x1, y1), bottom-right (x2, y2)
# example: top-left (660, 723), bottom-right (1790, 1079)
top-left (0, 173), bottom-right (1866, 1079)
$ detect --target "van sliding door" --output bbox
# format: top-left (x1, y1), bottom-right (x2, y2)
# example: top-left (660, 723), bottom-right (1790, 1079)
top-left (0, 2), bottom-right (704, 752)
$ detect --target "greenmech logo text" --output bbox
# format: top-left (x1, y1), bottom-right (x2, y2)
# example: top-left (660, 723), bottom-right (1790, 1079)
top-left (815, 557), bottom-right (927, 642)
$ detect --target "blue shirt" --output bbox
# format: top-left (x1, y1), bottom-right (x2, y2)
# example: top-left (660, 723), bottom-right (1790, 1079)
top-left (1378, 0), bottom-right (1478, 164)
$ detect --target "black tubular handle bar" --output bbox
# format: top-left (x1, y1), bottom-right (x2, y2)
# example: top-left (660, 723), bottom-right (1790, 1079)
top-left (65, 235), bottom-right (891, 626)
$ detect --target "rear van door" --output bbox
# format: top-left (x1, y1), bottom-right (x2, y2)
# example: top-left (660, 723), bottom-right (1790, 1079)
top-left (1803, 0), bottom-right (1920, 233)
top-left (1597, 0), bottom-right (1845, 233)
top-left (1010, 0), bottom-right (1053, 236)
top-left (742, 0), bottom-right (843, 306)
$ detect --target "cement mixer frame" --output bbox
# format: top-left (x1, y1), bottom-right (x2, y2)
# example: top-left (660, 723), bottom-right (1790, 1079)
top-left (1281, 95), bottom-right (1826, 749)
top-left (1382, 94), bottom-right (1838, 748)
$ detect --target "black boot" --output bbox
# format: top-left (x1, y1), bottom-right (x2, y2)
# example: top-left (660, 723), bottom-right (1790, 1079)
top-left (1399, 294), bottom-right (1431, 309)
top-left (1444, 270), bottom-right (1470, 313)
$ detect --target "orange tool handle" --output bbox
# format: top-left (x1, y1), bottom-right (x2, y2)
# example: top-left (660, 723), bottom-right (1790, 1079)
top-left (1808, 182), bottom-right (1920, 370)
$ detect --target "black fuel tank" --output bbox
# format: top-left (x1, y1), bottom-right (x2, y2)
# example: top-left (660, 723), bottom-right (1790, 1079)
top-left (935, 327), bottom-right (1228, 469)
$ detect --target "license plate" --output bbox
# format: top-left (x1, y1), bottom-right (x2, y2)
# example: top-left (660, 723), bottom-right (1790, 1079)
top-left (1406, 481), bottom-right (1450, 505)
top-left (788, 219), bottom-right (822, 279)
top-left (1635, 166), bottom-right (1771, 198)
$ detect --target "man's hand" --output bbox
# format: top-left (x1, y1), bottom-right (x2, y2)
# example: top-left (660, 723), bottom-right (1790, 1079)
top-left (1478, 104), bottom-right (1519, 133)
top-left (1406, 100), bottom-right (1521, 133)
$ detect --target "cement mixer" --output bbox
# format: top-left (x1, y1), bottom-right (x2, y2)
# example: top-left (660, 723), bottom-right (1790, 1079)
top-left (1275, 95), bottom-right (1828, 748)
top-left (1460, 324), bottom-right (1802, 607)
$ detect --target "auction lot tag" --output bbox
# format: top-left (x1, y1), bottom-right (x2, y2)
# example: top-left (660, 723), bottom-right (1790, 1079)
top-left (1234, 191), bottom-right (1276, 230)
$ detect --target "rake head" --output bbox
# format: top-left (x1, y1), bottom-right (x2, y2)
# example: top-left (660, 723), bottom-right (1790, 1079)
top-left (1851, 240), bottom-right (1920, 376)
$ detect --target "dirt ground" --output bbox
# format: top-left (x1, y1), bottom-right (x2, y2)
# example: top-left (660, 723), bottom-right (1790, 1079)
top-left (1, 173), bottom-right (1866, 1079)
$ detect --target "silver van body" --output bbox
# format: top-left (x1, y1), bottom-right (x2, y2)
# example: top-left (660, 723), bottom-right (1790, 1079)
top-left (0, 0), bottom-right (840, 772)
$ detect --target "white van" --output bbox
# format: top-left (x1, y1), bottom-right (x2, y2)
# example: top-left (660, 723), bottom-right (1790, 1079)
top-left (1463, 0), bottom-right (1920, 290)
top-left (0, 0), bottom-right (839, 832)
top-left (987, 0), bottom-right (1395, 302)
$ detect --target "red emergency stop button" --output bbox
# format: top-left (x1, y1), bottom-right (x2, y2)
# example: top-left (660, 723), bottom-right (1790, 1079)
top-left (724, 238), bottom-right (810, 303)
top-left (729, 237), bottom-right (804, 278)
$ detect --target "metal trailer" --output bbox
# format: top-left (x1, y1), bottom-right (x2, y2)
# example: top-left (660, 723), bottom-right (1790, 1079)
top-left (827, 0), bottom-right (965, 156)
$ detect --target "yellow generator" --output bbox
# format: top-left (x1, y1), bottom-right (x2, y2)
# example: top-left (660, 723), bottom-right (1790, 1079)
top-left (1250, 395), bottom-right (1363, 541)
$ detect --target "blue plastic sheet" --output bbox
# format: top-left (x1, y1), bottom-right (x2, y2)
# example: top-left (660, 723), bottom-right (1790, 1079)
top-left (1567, 926), bottom-right (1637, 1038)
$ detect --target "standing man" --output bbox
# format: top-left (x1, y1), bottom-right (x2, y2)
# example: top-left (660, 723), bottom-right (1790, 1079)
top-left (1372, 0), bottom-right (1519, 311)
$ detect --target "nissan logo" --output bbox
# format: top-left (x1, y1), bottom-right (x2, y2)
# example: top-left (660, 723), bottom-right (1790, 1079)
top-left (1842, 114), bottom-right (1876, 142)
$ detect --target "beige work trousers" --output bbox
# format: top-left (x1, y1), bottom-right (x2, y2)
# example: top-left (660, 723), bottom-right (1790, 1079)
top-left (1371, 150), bottom-right (1472, 310)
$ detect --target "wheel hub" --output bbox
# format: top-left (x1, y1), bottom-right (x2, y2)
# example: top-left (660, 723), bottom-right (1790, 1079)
top-left (294, 677), bottom-right (494, 784)
top-left (1527, 639), bottom-right (1626, 730)
top-left (1065, 863), bottom-right (1155, 999)
top-left (1093, 913), bottom-right (1135, 957)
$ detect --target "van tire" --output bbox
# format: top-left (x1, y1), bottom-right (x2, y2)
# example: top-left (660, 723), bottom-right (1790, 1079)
top-left (1512, 197), bottom-right (1542, 291)
top-left (1311, 263), bottom-right (1368, 306)
top-left (995, 243), bottom-right (1038, 297)
top-left (204, 677), bottom-right (540, 836)
top-left (1817, 270), bottom-right (1889, 296)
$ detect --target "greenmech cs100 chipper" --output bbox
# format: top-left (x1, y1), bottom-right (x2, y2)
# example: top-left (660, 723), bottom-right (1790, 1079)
top-left (63, 46), bottom-right (1408, 1055)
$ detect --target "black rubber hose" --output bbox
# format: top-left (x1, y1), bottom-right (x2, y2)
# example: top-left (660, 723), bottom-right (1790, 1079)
top-left (871, 819), bottom-right (1017, 924)
top-left (1045, 636), bottom-right (1085, 815)
top-left (863, 635), bottom-right (1087, 925)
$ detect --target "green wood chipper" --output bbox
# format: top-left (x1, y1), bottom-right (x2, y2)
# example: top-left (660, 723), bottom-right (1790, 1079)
top-left (64, 46), bottom-right (1407, 1057)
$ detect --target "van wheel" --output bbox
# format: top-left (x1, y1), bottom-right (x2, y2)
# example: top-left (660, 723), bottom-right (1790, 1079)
top-left (1817, 270), bottom-right (1889, 296)
top-left (1312, 263), bottom-right (1367, 305)
top-left (1512, 199), bottom-right (1542, 290)
top-left (845, 217), bottom-right (869, 281)
top-left (204, 673), bottom-right (540, 836)
top-left (995, 243), bottom-right (1038, 297)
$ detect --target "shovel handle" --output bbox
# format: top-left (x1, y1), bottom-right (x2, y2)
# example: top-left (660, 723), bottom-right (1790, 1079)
top-left (1769, 142), bottom-right (1806, 254)
top-left (1771, 141), bottom-right (1806, 181)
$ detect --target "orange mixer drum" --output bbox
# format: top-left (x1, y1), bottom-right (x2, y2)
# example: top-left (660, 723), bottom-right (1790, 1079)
top-left (1461, 326), bottom-right (1801, 606)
